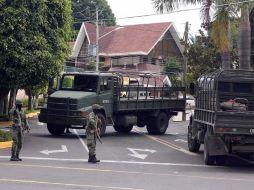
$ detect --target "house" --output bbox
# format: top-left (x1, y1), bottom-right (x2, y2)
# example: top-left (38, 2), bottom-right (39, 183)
top-left (68, 22), bottom-right (184, 72)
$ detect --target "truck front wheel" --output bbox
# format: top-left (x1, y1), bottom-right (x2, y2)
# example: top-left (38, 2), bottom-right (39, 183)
top-left (113, 124), bottom-right (133, 133)
top-left (147, 112), bottom-right (169, 135)
top-left (47, 124), bottom-right (65, 136)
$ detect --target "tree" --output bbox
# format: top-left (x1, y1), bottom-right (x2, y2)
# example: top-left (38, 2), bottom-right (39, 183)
top-left (0, 0), bottom-right (72, 113)
top-left (250, 8), bottom-right (254, 66)
top-left (72, 0), bottom-right (116, 30)
top-left (187, 30), bottom-right (221, 80)
top-left (152, 0), bottom-right (254, 70)
top-left (164, 57), bottom-right (182, 84)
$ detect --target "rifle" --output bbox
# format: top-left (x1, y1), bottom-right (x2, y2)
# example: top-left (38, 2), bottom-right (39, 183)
top-left (95, 115), bottom-right (102, 144)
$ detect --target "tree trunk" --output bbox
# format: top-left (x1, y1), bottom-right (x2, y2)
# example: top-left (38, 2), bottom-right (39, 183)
top-left (33, 96), bottom-right (39, 109)
top-left (0, 99), bottom-right (4, 116)
top-left (0, 88), bottom-right (9, 116)
top-left (3, 95), bottom-right (9, 115)
top-left (239, 5), bottom-right (251, 70)
top-left (221, 51), bottom-right (231, 69)
top-left (8, 88), bottom-right (17, 112)
top-left (28, 89), bottom-right (33, 111)
top-left (221, 21), bottom-right (231, 70)
top-left (250, 8), bottom-right (254, 67)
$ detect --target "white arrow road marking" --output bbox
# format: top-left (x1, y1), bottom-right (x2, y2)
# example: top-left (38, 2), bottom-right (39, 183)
top-left (127, 148), bottom-right (156, 160)
top-left (40, 145), bottom-right (68, 155)
top-left (37, 122), bottom-right (44, 126)
top-left (174, 139), bottom-right (187, 143)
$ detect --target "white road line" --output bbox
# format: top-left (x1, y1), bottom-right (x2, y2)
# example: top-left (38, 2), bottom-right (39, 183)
top-left (0, 178), bottom-right (143, 190)
top-left (133, 128), bottom-right (198, 156)
top-left (72, 129), bottom-right (89, 152)
top-left (0, 156), bottom-right (208, 167)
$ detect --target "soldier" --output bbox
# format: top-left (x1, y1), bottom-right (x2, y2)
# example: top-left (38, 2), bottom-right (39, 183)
top-left (10, 100), bottom-right (30, 161)
top-left (86, 104), bottom-right (101, 163)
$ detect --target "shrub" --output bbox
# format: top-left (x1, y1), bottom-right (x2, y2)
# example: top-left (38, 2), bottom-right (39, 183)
top-left (0, 130), bottom-right (12, 142)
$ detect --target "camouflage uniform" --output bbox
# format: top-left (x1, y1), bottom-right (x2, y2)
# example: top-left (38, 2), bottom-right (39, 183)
top-left (10, 101), bottom-right (30, 161)
top-left (86, 104), bottom-right (101, 163)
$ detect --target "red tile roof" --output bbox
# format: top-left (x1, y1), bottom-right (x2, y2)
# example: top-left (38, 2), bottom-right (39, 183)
top-left (84, 22), bottom-right (172, 56)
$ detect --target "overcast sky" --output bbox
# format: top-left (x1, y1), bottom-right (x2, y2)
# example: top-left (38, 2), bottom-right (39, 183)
top-left (106, 0), bottom-right (203, 38)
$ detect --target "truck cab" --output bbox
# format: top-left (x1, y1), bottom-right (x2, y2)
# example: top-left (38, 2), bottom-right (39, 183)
top-left (39, 72), bottom-right (114, 135)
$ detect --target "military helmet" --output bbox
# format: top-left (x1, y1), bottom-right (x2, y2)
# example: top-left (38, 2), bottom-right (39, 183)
top-left (15, 100), bottom-right (23, 105)
top-left (92, 104), bottom-right (101, 110)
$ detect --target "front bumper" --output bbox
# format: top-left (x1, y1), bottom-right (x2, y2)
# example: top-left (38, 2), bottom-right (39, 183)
top-left (38, 113), bottom-right (86, 126)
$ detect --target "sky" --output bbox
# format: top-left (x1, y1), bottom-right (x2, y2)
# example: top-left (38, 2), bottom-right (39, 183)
top-left (106, 0), bottom-right (203, 38)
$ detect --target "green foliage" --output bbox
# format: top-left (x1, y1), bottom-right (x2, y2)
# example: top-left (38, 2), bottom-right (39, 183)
top-left (21, 99), bottom-right (28, 108)
top-left (0, 130), bottom-right (12, 142)
top-left (86, 60), bottom-right (104, 71)
top-left (164, 57), bottom-right (182, 85)
top-left (187, 30), bottom-right (220, 80)
top-left (72, 0), bottom-right (116, 30)
top-left (0, 0), bottom-right (73, 90)
top-left (62, 76), bottom-right (74, 88)
top-left (25, 83), bottom-right (48, 98)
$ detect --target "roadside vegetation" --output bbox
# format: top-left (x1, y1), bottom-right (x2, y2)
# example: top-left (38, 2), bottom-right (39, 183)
top-left (0, 130), bottom-right (12, 142)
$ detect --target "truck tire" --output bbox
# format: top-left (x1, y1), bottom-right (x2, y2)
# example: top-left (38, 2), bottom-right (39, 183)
top-left (204, 131), bottom-right (216, 165)
top-left (97, 113), bottom-right (106, 137)
top-left (187, 119), bottom-right (200, 152)
top-left (47, 124), bottom-right (65, 136)
top-left (147, 112), bottom-right (168, 135)
top-left (216, 155), bottom-right (227, 166)
top-left (113, 124), bottom-right (133, 133)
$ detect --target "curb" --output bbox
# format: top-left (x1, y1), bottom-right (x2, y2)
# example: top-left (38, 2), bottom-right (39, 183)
top-left (26, 112), bottom-right (39, 118)
top-left (0, 112), bottom-right (38, 147)
top-left (0, 141), bottom-right (12, 149)
top-left (0, 121), bottom-right (13, 127)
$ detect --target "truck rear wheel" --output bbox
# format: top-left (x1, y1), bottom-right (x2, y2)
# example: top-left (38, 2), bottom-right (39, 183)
top-left (47, 124), bottom-right (65, 136)
top-left (204, 131), bottom-right (216, 165)
top-left (187, 118), bottom-right (200, 152)
top-left (97, 113), bottom-right (106, 137)
top-left (147, 112), bottom-right (168, 135)
top-left (113, 124), bottom-right (133, 133)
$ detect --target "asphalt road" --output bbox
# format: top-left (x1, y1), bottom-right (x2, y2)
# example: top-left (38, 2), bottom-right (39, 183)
top-left (0, 118), bottom-right (253, 190)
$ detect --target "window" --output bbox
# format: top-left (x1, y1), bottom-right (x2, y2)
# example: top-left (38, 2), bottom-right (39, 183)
top-left (218, 82), bottom-right (230, 92)
top-left (61, 76), bottom-right (74, 89)
top-left (100, 77), bottom-right (111, 91)
top-left (60, 74), bottom-right (98, 92)
top-left (233, 83), bottom-right (252, 93)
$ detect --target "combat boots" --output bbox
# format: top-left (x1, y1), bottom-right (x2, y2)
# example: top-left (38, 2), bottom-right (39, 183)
top-left (89, 155), bottom-right (100, 163)
top-left (10, 157), bottom-right (19, 161)
top-left (88, 154), bottom-right (93, 163)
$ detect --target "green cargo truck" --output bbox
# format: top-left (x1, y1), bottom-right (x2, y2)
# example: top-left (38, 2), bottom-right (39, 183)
top-left (39, 72), bottom-right (186, 136)
top-left (188, 69), bottom-right (254, 165)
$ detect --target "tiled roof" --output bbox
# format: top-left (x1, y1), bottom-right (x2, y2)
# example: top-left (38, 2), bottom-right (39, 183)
top-left (84, 22), bottom-right (172, 56)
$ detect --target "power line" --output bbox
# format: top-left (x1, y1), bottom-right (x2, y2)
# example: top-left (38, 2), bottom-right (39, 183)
top-left (73, 0), bottom-right (254, 24)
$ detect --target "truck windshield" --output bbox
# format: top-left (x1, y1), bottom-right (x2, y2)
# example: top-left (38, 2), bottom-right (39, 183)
top-left (60, 74), bottom-right (98, 92)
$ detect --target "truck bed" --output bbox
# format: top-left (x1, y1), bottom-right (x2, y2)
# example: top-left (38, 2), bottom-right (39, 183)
top-left (113, 86), bottom-right (186, 112)
top-left (215, 111), bottom-right (254, 135)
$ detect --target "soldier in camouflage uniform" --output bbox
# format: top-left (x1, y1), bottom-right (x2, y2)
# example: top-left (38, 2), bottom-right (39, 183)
top-left (86, 104), bottom-right (101, 163)
top-left (10, 100), bottom-right (30, 161)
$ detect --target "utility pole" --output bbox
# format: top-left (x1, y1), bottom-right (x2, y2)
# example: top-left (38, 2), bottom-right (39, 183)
top-left (95, 6), bottom-right (99, 72)
top-left (182, 22), bottom-right (189, 121)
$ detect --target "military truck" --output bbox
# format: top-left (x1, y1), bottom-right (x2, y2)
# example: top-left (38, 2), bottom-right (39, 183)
top-left (188, 69), bottom-right (254, 165)
top-left (39, 72), bottom-right (185, 136)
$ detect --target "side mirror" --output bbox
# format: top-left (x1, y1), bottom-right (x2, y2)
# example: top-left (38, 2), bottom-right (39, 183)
top-left (189, 83), bottom-right (195, 95)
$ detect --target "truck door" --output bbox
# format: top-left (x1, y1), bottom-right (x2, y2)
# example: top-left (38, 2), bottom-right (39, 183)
top-left (98, 77), bottom-right (114, 117)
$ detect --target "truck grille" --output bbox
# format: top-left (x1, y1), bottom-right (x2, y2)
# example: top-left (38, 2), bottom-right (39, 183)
top-left (47, 97), bottom-right (78, 116)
